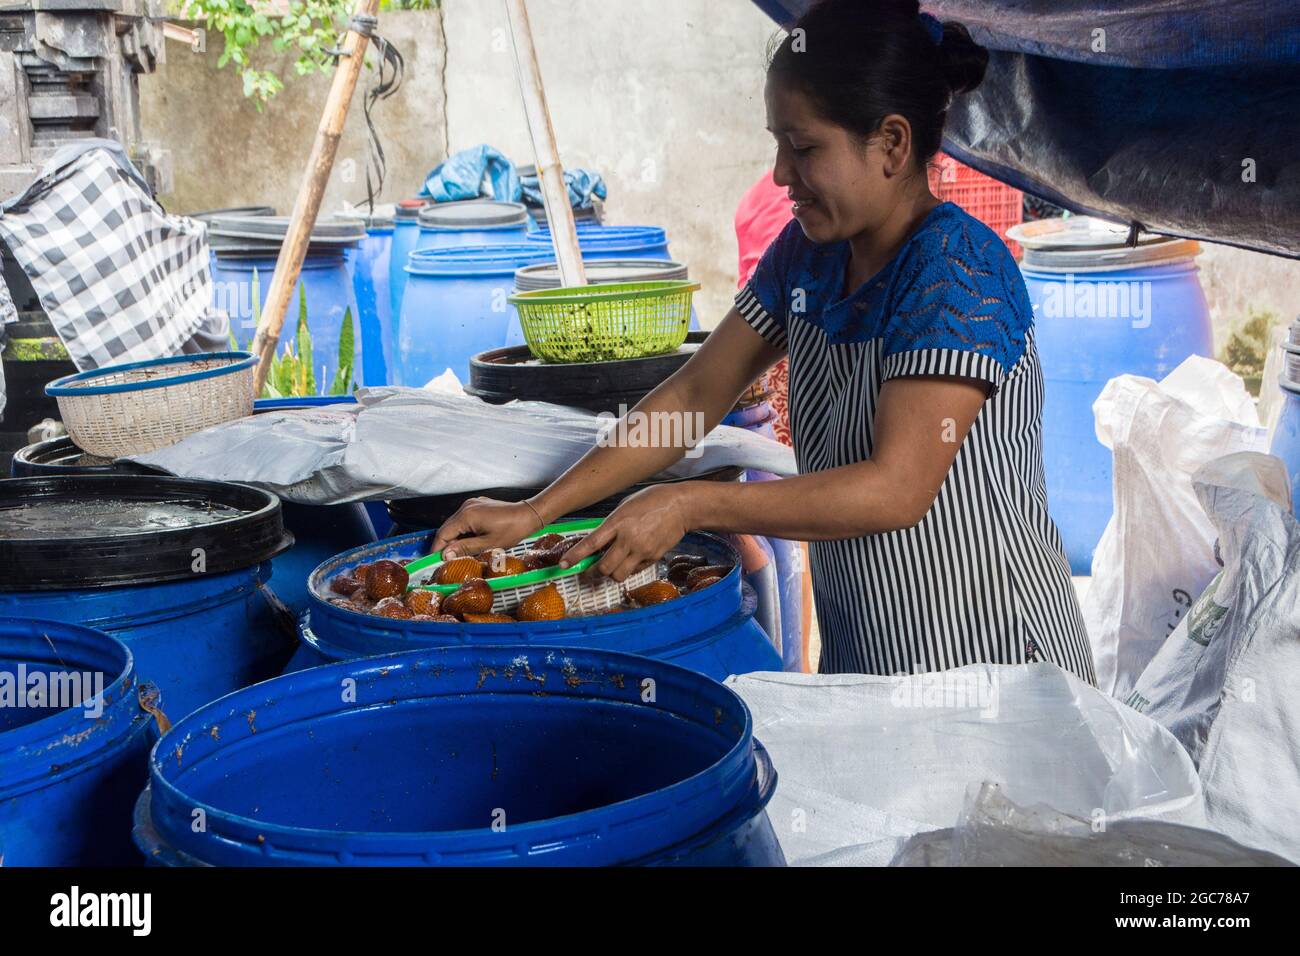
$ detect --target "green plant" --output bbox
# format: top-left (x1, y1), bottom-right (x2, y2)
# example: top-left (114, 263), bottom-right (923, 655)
top-left (177, 0), bottom-right (350, 104)
top-left (1220, 306), bottom-right (1278, 383)
top-left (235, 269), bottom-right (355, 398)
top-left (180, 0), bottom-right (438, 104)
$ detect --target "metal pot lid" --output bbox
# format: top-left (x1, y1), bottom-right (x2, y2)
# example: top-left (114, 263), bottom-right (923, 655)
top-left (1009, 216), bottom-right (1200, 272)
top-left (417, 199), bottom-right (529, 228)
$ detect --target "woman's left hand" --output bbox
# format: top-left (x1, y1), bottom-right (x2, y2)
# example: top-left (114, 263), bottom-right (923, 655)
top-left (560, 484), bottom-right (694, 581)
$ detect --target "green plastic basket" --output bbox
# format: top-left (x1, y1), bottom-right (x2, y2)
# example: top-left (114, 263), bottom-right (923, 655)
top-left (508, 280), bottom-right (699, 363)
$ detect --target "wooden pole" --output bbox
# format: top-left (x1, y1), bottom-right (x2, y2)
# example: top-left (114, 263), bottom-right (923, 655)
top-left (250, 0), bottom-right (381, 396)
top-left (504, 0), bottom-right (586, 287)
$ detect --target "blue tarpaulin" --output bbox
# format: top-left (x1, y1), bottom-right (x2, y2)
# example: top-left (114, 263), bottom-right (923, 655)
top-left (752, 1), bottom-right (1300, 257)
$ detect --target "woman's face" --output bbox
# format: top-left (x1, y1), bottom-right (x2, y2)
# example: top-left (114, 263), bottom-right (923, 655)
top-left (765, 80), bottom-right (893, 244)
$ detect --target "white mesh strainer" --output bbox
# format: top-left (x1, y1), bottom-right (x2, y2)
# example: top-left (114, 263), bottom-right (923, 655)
top-left (403, 518), bottom-right (659, 616)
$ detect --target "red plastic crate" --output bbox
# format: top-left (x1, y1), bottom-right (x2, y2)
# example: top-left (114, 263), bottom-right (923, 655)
top-left (927, 155), bottom-right (1023, 258)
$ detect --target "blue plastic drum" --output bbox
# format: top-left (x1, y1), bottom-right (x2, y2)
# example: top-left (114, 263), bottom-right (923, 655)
top-left (133, 644), bottom-right (783, 866)
top-left (397, 244), bottom-right (557, 386)
top-left (211, 253), bottom-right (366, 390)
top-left (350, 216), bottom-right (394, 385)
top-left (413, 199), bottom-right (530, 253)
top-left (1269, 376), bottom-right (1300, 511)
top-left (1016, 223), bottom-right (1212, 572)
top-left (388, 199), bottom-right (426, 328)
top-left (287, 529), bottom-right (780, 681)
top-left (0, 618), bottom-right (155, 865)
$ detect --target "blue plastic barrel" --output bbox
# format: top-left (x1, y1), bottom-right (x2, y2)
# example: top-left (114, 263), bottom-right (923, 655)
top-left (1269, 377), bottom-right (1300, 510)
top-left (527, 225), bottom-right (671, 261)
top-left (287, 529), bottom-right (780, 681)
top-left (1020, 234), bottom-right (1212, 573)
top-left (133, 644), bottom-right (783, 866)
top-left (414, 199), bottom-right (530, 253)
top-left (0, 618), bottom-right (154, 865)
top-left (722, 400), bottom-right (803, 670)
top-left (397, 244), bottom-right (557, 386)
top-left (1, 568), bottom-right (289, 721)
top-left (253, 397), bottom-right (378, 614)
top-left (351, 217), bottom-right (394, 385)
top-left (388, 199), bottom-right (425, 331)
top-left (212, 253), bottom-right (365, 390)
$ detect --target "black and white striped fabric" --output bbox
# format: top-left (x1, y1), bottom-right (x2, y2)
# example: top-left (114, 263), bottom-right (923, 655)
top-left (737, 204), bottom-right (1095, 682)
top-left (0, 139), bottom-right (213, 371)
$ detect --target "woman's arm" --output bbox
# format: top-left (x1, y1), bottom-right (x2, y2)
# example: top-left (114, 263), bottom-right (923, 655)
top-left (431, 310), bottom-right (785, 557)
top-left (560, 374), bottom-right (989, 579)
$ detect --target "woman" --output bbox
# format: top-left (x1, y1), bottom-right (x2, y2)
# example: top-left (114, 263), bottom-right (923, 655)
top-left (432, 0), bottom-right (1096, 682)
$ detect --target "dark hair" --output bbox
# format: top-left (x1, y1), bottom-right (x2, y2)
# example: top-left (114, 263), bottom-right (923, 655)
top-left (766, 0), bottom-right (989, 163)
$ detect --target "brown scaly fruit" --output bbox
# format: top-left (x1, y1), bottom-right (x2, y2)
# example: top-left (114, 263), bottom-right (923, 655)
top-left (628, 580), bottom-right (680, 606)
top-left (516, 584), bottom-right (566, 622)
top-left (329, 572), bottom-right (362, 595)
top-left (404, 589), bottom-right (440, 616)
top-left (429, 614), bottom-right (461, 623)
top-left (433, 556), bottom-right (486, 585)
top-left (484, 554), bottom-right (528, 579)
top-left (442, 578), bottom-right (493, 617)
top-left (463, 612), bottom-right (517, 624)
top-left (685, 565), bottom-right (730, 588)
top-left (365, 560), bottom-right (409, 601)
top-left (532, 532), bottom-right (566, 550)
top-left (667, 555), bottom-right (708, 585)
top-left (520, 548), bottom-right (559, 571)
top-left (689, 575), bottom-right (722, 592)
top-left (373, 596), bottom-right (414, 619)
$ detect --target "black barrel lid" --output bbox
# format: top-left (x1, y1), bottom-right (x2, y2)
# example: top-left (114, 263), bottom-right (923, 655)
top-left (417, 199), bottom-right (528, 229)
top-left (10, 437), bottom-right (162, 479)
top-left (394, 198), bottom-right (427, 221)
top-left (0, 476), bottom-right (292, 590)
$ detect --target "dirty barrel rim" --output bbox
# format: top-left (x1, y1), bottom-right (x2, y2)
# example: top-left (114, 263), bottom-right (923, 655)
top-left (140, 643), bottom-right (772, 865)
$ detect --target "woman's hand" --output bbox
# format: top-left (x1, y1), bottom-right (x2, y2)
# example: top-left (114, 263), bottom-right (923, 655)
top-left (429, 498), bottom-right (544, 558)
top-left (560, 484), bottom-right (694, 581)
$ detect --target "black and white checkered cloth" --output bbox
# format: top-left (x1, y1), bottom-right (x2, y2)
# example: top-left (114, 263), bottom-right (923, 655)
top-left (0, 139), bottom-right (215, 370)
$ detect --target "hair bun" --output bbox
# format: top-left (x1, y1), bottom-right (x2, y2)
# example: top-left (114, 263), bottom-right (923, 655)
top-left (938, 21), bottom-right (989, 95)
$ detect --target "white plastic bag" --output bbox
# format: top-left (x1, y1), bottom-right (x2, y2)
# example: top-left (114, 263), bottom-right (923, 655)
top-left (1083, 356), bottom-right (1268, 699)
top-left (128, 385), bottom-right (798, 505)
top-left (727, 663), bottom-right (1203, 867)
top-left (1128, 451), bottom-right (1300, 862)
top-left (890, 782), bottom-right (1292, 867)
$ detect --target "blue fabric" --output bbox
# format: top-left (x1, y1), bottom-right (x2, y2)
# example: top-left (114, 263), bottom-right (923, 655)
top-left (420, 144), bottom-right (606, 210)
top-left (519, 168), bottom-right (607, 210)
top-left (420, 145), bottom-right (521, 203)
top-left (747, 203), bottom-right (1030, 373)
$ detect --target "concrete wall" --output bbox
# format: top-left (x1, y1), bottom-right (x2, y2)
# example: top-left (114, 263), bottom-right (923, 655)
top-left (138, 3), bottom-right (1300, 340)
top-left (140, 11), bottom-right (450, 219)
top-left (439, 0), bottom-right (780, 323)
top-left (140, 1), bottom-right (780, 325)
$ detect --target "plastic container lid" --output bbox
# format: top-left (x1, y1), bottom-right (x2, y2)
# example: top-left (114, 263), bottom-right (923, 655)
top-left (188, 206), bottom-right (276, 221)
top-left (417, 199), bottom-right (529, 229)
top-left (395, 198), bottom-right (427, 221)
top-left (514, 258), bottom-right (689, 291)
top-left (205, 214), bottom-right (367, 245)
top-left (405, 243), bottom-right (558, 276)
top-left (1008, 216), bottom-right (1200, 273)
top-left (0, 475), bottom-right (292, 590)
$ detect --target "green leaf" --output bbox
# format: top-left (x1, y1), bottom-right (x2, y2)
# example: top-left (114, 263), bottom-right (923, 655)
top-left (296, 286), bottom-right (315, 396)
top-left (336, 306), bottom-right (355, 390)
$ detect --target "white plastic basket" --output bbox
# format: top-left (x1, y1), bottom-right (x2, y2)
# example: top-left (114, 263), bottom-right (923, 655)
top-left (408, 521), bottom-right (660, 617)
top-left (45, 352), bottom-right (257, 458)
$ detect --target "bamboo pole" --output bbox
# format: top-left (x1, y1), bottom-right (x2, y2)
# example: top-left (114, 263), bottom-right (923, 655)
top-left (250, 0), bottom-right (381, 396)
top-left (503, 0), bottom-right (586, 287)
